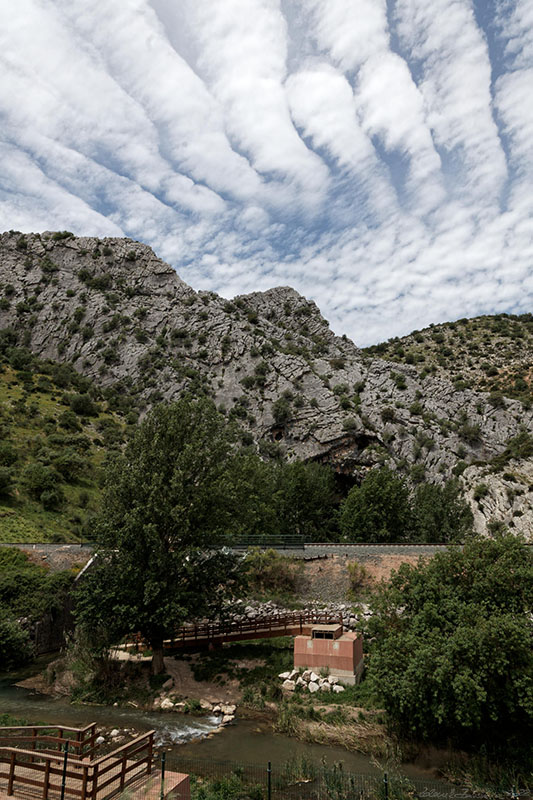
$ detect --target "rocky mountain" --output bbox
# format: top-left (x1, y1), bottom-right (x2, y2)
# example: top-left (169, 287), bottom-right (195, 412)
top-left (1, 230), bottom-right (532, 539)
top-left (363, 315), bottom-right (533, 406)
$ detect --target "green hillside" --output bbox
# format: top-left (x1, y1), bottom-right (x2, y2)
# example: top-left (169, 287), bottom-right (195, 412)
top-left (0, 333), bottom-right (126, 542)
top-left (363, 313), bottom-right (533, 407)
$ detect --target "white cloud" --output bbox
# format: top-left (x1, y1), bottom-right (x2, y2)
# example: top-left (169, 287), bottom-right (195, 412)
top-left (0, 0), bottom-right (531, 347)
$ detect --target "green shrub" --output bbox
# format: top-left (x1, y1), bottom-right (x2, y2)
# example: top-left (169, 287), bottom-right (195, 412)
top-left (0, 442), bottom-right (17, 467)
top-left (272, 397), bottom-right (291, 424)
top-left (0, 609), bottom-right (32, 669)
top-left (473, 483), bottom-right (489, 502)
top-left (0, 466), bottom-right (13, 498)
top-left (346, 560), bottom-right (368, 595)
top-left (244, 549), bottom-right (300, 597)
top-left (69, 393), bottom-right (98, 417)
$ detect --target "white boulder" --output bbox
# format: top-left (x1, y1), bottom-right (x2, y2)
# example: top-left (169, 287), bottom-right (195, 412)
top-left (308, 682), bottom-right (319, 693)
top-left (96, 736), bottom-right (105, 745)
top-left (110, 729), bottom-right (120, 738)
top-left (278, 671), bottom-right (291, 680)
top-left (332, 685), bottom-right (345, 693)
top-left (320, 683), bottom-right (331, 692)
top-left (200, 700), bottom-right (213, 711)
top-left (282, 680), bottom-right (296, 691)
top-left (327, 675), bottom-right (338, 685)
top-left (310, 672), bottom-right (320, 683)
top-left (160, 698), bottom-right (174, 710)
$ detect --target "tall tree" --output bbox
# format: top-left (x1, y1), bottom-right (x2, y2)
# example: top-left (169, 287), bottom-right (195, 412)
top-left (339, 467), bottom-right (413, 542)
top-left (368, 532), bottom-right (533, 759)
top-left (412, 479), bottom-right (473, 543)
top-left (75, 399), bottom-right (247, 673)
top-left (274, 461), bottom-right (338, 542)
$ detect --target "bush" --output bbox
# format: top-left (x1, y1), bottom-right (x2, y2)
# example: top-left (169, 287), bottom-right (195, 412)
top-left (0, 467), bottom-right (13, 498)
top-left (0, 442), bottom-right (17, 467)
top-left (53, 451), bottom-right (86, 482)
top-left (473, 483), bottom-right (490, 501)
top-left (23, 463), bottom-right (61, 500)
top-left (0, 609), bottom-right (32, 669)
top-left (40, 488), bottom-right (64, 510)
top-left (58, 410), bottom-right (82, 432)
top-left (272, 397), bottom-right (291, 424)
top-left (69, 393), bottom-right (98, 417)
top-left (369, 534), bottom-right (533, 759)
top-left (244, 549), bottom-right (300, 597)
top-left (346, 560), bottom-right (368, 595)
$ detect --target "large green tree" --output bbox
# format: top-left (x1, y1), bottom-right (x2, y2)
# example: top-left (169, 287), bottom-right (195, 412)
top-left (273, 461), bottom-right (338, 542)
top-left (75, 399), bottom-right (249, 673)
top-left (368, 532), bottom-right (533, 759)
top-left (339, 468), bottom-right (473, 543)
top-left (412, 479), bottom-right (473, 543)
top-left (339, 468), bottom-right (412, 542)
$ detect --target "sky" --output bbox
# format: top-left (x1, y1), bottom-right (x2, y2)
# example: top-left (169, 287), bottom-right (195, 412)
top-left (0, 1), bottom-right (532, 346)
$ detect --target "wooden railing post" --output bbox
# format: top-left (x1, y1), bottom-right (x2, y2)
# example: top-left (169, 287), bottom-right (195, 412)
top-left (92, 763), bottom-right (99, 800)
top-left (147, 732), bottom-right (153, 775)
top-left (81, 764), bottom-right (89, 800)
top-left (7, 751), bottom-right (16, 796)
top-left (42, 758), bottom-right (51, 800)
top-left (120, 755), bottom-right (127, 790)
top-left (31, 726), bottom-right (37, 763)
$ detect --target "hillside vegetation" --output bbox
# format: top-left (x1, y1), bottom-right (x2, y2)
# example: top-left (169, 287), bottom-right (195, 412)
top-left (2, 231), bottom-right (533, 538)
top-left (0, 334), bottom-right (126, 542)
top-left (363, 314), bottom-right (533, 407)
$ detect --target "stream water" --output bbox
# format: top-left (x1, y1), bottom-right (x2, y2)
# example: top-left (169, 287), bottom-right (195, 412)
top-left (0, 662), bottom-right (444, 783)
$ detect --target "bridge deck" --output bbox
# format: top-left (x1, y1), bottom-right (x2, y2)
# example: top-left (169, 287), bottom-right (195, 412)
top-left (117, 612), bottom-right (343, 656)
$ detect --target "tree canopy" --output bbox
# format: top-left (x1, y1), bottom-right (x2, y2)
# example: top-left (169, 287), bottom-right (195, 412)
top-left (0, 548), bottom-right (72, 669)
top-left (339, 467), bottom-right (473, 543)
top-left (75, 398), bottom-right (250, 673)
top-left (368, 532), bottom-right (533, 760)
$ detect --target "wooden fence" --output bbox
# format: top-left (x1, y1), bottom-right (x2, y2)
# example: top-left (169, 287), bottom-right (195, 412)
top-left (0, 727), bottom-right (154, 800)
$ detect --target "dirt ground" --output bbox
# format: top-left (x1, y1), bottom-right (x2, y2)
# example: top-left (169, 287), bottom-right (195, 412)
top-left (163, 655), bottom-right (266, 704)
top-left (297, 553), bottom-right (427, 603)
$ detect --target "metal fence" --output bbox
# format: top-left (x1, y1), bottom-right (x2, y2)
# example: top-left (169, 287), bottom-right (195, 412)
top-left (162, 753), bottom-right (482, 800)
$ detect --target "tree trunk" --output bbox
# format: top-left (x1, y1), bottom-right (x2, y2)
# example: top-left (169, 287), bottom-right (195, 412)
top-left (151, 646), bottom-right (165, 675)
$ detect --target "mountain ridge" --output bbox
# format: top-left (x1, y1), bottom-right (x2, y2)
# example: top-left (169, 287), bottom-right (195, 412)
top-left (1, 229), bottom-right (532, 539)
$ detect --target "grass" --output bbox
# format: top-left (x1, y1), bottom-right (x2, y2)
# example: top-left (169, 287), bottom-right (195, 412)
top-left (188, 636), bottom-right (293, 690)
top-left (0, 361), bottom-right (125, 542)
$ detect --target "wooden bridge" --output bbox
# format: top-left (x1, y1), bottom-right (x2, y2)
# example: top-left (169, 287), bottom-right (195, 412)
top-left (162, 610), bottom-right (343, 652)
top-left (0, 725), bottom-right (189, 800)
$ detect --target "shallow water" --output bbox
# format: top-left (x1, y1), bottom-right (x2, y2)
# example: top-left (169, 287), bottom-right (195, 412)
top-left (0, 664), bottom-right (442, 782)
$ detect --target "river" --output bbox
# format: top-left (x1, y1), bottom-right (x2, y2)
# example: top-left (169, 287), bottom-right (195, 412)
top-left (0, 662), bottom-right (447, 785)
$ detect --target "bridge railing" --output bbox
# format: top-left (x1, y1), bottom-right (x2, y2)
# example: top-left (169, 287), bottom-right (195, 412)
top-left (162, 610), bottom-right (342, 650)
top-left (0, 729), bottom-right (154, 800)
top-left (0, 725), bottom-right (97, 760)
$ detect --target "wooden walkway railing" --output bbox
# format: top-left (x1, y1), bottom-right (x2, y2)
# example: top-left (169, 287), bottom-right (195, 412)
top-left (162, 610), bottom-right (342, 651)
top-left (0, 727), bottom-right (154, 800)
top-left (0, 725), bottom-right (97, 761)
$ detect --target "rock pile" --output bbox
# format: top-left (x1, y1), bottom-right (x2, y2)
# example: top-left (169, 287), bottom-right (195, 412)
top-left (154, 695), bottom-right (237, 725)
top-left (228, 599), bottom-right (371, 629)
top-left (278, 669), bottom-right (345, 694)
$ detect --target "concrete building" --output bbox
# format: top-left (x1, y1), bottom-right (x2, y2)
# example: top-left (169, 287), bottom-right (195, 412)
top-left (293, 624), bottom-right (364, 685)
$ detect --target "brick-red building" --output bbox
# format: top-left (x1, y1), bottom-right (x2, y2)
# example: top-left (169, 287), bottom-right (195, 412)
top-left (293, 624), bottom-right (364, 684)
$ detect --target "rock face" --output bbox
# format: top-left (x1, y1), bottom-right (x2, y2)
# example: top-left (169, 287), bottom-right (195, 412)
top-left (1, 230), bottom-right (533, 536)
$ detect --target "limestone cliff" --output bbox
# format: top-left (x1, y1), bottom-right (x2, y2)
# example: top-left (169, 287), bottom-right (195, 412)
top-left (1, 230), bottom-right (532, 537)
